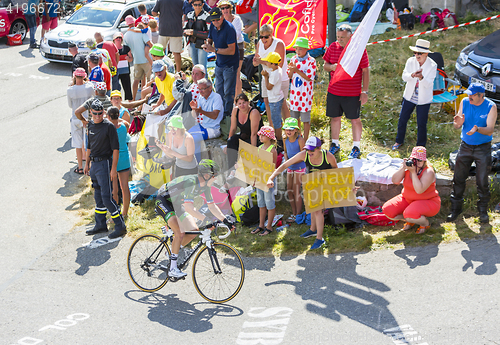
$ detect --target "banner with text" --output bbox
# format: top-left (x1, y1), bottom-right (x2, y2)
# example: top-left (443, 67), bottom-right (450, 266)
top-left (301, 167), bottom-right (356, 213)
top-left (259, 0), bottom-right (327, 50)
top-left (235, 140), bottom-right (274, 192)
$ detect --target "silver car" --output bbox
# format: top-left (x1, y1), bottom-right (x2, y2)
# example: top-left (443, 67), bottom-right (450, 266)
top-left (40, 0), bottom-right (155, 63)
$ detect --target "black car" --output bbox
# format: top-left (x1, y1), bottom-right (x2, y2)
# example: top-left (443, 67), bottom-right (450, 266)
top-left (454, 28), bottom-right (500, 105)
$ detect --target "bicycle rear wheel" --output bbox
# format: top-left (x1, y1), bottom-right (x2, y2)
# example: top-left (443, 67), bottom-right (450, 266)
top-left (127, 234), bottom-right (171, 292)
top-left (192, 242), bottom-right (245, 303)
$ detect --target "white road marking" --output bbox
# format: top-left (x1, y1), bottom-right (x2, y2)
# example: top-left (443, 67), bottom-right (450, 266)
top-left (16, 60), bottom-right (46, 69)
top-left (84, 236), bottom-right (122, 249)
top-left (236, 307), bottom-right (293, 345)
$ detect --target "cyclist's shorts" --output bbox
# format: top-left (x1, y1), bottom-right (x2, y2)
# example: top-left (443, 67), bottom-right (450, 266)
top-left (155, 195), bottom-right (188, 224)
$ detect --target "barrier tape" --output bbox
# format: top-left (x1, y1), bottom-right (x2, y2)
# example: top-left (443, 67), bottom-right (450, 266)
top-left (367, 14), bottom-right (500, 45)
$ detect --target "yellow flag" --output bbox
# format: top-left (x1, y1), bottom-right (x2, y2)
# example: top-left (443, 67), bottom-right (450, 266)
top-left (135, 125), bottom-right (170, 188)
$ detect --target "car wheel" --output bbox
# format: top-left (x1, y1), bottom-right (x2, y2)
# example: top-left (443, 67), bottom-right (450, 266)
top-left (9, 20), bottom-right (28, 41)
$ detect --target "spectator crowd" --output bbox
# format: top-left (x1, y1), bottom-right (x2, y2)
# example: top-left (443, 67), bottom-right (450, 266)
top-left (63, 0), bottom-right (497, 249)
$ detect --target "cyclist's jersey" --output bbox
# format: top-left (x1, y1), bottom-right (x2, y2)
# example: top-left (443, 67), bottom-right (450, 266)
top-left (158, 174), bottom-right (214, 206)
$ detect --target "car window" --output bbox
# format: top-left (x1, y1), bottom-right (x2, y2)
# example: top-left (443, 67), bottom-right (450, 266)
top-left (146, 3), bottom-right (154, 15)
top-left (120, 7), bottom-right (135, 23)
top-left (66, 6), bottom-right (121, 27)
top-left (474, 29), bottom-right (500, 59)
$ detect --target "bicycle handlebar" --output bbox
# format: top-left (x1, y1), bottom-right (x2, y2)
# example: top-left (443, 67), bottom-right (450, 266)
top-left (200, 221), bottom-right (233, 239)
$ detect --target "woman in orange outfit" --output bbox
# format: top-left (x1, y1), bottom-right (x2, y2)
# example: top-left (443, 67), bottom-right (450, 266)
top-left (382, 146), bottom-right (441, 234)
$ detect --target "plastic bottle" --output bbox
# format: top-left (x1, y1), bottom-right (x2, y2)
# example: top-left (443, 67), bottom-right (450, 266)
top-left (276, 224), bottom-right (290, 232)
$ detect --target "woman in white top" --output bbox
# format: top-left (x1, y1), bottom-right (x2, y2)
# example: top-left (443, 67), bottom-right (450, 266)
top-left (218, 0), bottom-right (245, 96)
top-left (392, 39), bottom-right (437, 150)
top-left (253, 23), bottom-right (291, 131)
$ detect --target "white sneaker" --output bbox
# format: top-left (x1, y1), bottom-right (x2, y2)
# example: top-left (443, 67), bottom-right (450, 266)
top-left (168, 267), bottom-right (187, 278)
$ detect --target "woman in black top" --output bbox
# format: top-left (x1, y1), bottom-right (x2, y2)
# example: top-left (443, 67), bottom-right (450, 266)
top-left (267, 137), bottom-right (337, 250)
top-left (184, 0), bottom-right (210, 71)
top-left (226, 93), bottom-right (263, 168)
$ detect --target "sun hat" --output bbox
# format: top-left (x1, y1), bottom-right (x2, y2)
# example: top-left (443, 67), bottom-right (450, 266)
top-left (152, 60), bottom-right (166, 73)
top-left (293, 37), bottom-right (309, 49)
top-left (110, 90), bottom-right (122, 98)
top-left (283, 117), bottom-right (299, 130)
top-left (261, 52), bottom-right (281, 65)
top-left (73, 67), bottom-right (87, 78)
top-left (257, 126), bottom-right (276, 141)
top-left (93, 81), bottom-right (107, 91)
top-left (410, 146), bottom-right (427, 161)
top-left (150, 43), bottom-right (165, 57)
top-left (125, 15), bottom-right (136, 26)
top-left (85, 37), bottom-right (96, 49)
top-left (409, 39), bottom-right (432, 53)
top-left (303, 136), bottom-right (322, 151)
top-left (113, 32), bottom-right (123, 40)
top-left (217, 0), bottom-right (233, 8)
top-left (207, 7), bottom-right (223, 21)
top-left (465, 82), bottom-right (485, 95)
top-left (168, 115), bottom-right (185, 129)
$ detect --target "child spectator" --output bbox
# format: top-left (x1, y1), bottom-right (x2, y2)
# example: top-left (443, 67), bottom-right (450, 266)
top-left (260, 52), bottom-right (284, 150)
top-left (149, 19), bottom-right (159, 44)
top-left (107, 106), bottom-right (132, 219)
top-left (251, 126), bottom-right (278, 236)
top-left (287, 37), bottom-right (316, 140)
top-left (282, 117), bottom-right (305, 223)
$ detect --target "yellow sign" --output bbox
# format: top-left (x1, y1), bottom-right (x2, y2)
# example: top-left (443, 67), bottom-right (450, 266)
top-left (235, 140), bottom-right (274, 192)
top-left (135, 124), bottom-right (170, 189)
top-left (301, 167), bottom-right (356, 213)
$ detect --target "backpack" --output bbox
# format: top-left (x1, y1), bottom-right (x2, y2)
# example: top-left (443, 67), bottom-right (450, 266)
top-left (128, 114), bottom-right (146, 135)
top-left (327, 206), bottom-right (364, 227)
top-left (357, 206), bottom-right (398, 226)
top-left (348, 0), bottom-right (374, 22)
top-left (240, 204), bottom-right (259, 226)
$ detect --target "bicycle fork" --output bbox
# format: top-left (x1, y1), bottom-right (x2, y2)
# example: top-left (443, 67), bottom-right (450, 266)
top-left (208, 247), bottom-right (222, 274)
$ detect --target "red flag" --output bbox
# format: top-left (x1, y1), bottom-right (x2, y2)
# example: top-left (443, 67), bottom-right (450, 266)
top-left (331, 0), bottom-right (384, 84)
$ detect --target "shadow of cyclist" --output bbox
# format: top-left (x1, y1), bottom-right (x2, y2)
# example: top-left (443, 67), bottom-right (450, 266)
top-left (124, 291), bottom-right (243, 332)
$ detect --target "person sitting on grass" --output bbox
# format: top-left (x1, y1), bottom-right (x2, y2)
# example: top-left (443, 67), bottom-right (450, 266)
top-left (251, 126), bottom-right (278, 236)
top-left (267, 137), bottom-right (337, 250)
top-left (382, 146), bottom-right (441, 234)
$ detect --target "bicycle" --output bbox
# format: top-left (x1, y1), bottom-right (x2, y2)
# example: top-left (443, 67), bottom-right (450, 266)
top-left (127, 222), bottom-right (245, 304)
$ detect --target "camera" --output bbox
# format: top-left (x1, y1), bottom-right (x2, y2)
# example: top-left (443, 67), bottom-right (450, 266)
top-left (405, 158), bottom-right (416, 167)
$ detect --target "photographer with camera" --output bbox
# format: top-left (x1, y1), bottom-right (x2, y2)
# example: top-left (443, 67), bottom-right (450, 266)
top-left (382, 146), bottom-right (441, 234)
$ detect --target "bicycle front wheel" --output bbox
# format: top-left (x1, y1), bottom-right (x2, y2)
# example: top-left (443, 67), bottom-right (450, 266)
top-left (127, 234), bottom-right (171, 292)
top-left (192, 242), bottom-right (245, 303)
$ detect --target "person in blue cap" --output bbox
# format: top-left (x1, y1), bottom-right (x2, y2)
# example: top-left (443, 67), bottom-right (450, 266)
top-left (447, 82), bottom-right (497, 223)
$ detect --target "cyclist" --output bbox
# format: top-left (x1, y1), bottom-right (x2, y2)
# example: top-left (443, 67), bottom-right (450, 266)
top-left (155, 159), bottom-right (235, 278)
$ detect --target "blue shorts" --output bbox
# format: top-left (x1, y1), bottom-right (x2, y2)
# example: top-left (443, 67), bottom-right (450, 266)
top-left (257, 185), bottom-right (276, 210)
top-left (269, 99), bottom-right (284, 130)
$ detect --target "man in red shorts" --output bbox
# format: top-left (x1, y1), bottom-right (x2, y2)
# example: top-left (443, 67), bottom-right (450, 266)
top-left (41, 0), bottom-right (60, 40)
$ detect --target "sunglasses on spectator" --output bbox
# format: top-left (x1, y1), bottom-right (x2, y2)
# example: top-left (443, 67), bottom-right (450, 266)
top-left (193, 3), bottom-right (202, 6)
top-left (337, 27), bottom-right (352, 33)
top-left (167, 126), bottom-right (177, 131)
top-left (414, 52), bottom-right (425, 55)
top-left (114, 37), bottom-right (122, 40)
top-left (92, 111), bottom-right (103, 116)
top-left (220, 6), bottom-right (231, 9)
top-left (259, 35), bottom-right (270, 39)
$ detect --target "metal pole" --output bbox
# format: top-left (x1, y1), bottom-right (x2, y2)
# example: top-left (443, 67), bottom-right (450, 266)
top-left (328, 0), bottom-right (337, 46)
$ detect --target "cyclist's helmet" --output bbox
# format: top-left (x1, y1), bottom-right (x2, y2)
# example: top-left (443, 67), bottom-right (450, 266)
top-left (198, 159), bottom-right (220, 180)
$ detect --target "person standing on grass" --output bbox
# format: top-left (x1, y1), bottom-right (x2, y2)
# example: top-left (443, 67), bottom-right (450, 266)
top-left (184, 0), bottom-right (210, 72)
top-left (260, 52), bottom-right (285, 150)
top-left (267, 137), bottom-right (338, 250)
top-left (447, 83), bottom-right (497, 224)
top-left (282, 117), bottom-right (305, 223)
top-left (152, 0), bottom-right (184, 73)
top-left (250, 126), bottom-right (277, 236)
top-left (84, 99), bottom-right (127, 239)
top-left (323, 24), bottom-right (369, 160)
top-left (392, 39), bottom-right (437, 150)
top-left (107, 106), bottom-right (132, 219)
top-left (202, 7), bottom-right (239, 122)
top-left (287, 37), bottom-right (316, 140)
